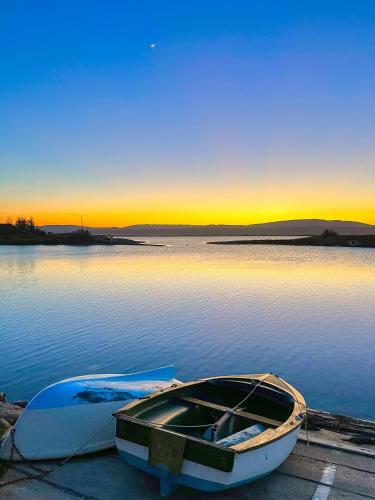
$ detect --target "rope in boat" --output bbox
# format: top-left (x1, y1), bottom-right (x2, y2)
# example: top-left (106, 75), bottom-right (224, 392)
top-left (118, 372), bottom-right (306, 440)
top-left (117, 374), bottom-right (272, 431)
top-left (212, 373), bottom-right (272, 436)
top-left (0, 416), bottom-right (115, 488)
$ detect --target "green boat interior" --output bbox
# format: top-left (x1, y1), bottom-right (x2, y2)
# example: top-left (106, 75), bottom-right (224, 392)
top-left (117, 378), bottom-right (296, 443)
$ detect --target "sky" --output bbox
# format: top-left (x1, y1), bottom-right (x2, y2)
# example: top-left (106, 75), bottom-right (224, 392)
top-left (1, 1), bottom-right (375, 226)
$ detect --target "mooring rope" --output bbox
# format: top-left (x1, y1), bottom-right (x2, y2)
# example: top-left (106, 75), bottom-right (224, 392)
top-left (0, 416), bottom-right (115, 488)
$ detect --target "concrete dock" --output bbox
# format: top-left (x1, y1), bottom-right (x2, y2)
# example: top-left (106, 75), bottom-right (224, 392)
top-left (1, 429), bottom-right (374, 499)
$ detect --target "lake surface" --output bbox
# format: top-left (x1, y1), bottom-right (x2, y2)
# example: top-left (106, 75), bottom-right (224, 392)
top-left (1, 237), bottom-right (374, 419)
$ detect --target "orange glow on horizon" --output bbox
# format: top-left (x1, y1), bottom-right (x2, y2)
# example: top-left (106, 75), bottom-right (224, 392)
top-left (2, 207), bottom-right (374, 227)
top-left (2, 179), bottom-right (375, 226)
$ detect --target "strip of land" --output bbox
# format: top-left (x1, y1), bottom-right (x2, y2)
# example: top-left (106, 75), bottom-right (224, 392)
top-left (0, 222), bottom-right (148, 245)
top-left (208, 234), bottom-right (375, 248)
top-left (0, 233), bottom-right (143, 246)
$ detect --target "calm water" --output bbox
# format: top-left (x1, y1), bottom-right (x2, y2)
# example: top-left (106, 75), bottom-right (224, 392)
top-left (0, 237), bottom-right (374, 419)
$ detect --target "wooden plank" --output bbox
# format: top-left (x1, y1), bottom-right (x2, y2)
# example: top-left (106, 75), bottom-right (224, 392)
top-left (149, 428), bottom-right (186, 474)
top-left (179, 396), bottom-right (283, 428)
top-left (298, 431), bottom-right (375, 459)
top-left (306, 409), bottom-right (375, 436)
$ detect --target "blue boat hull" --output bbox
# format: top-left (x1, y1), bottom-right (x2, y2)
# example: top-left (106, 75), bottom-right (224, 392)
top-left (119, 450), bottom-right (269, 494)
top-left (0, 366), bottom-right (178, 460)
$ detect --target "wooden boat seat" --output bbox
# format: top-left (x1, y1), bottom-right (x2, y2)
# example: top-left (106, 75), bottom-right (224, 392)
top-left (178, 396), bottom-right (283, 428)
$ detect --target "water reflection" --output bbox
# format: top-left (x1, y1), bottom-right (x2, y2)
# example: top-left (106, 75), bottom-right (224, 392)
top-left (0, 239), bottom-right (374, 419)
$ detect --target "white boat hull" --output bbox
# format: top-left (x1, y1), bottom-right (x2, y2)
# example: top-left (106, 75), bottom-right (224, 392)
top-left (116, 426), bottom-right (300, 492)
top-left (0, 366), bottom-right (178, 461)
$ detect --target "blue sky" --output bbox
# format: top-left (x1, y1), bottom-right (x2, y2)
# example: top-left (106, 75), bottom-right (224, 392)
top-left (1, 1), bottom-right (374, 225)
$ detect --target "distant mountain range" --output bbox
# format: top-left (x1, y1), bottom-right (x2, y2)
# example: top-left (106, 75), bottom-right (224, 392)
top-left (40, 219), bottom-right (375, 236)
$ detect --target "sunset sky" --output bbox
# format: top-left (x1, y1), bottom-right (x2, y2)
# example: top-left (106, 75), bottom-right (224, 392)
top-left (1, 1), bottom-right (375, 226)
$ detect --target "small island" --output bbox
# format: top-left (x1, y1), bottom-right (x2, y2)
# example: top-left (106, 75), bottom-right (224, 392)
top-left (208, 230), bottom-right (375, 248)
top-left (0, 217), bottom-right (143, 246)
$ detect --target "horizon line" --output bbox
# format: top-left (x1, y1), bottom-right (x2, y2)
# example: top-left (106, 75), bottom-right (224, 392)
top-left (34, 218), bottom-right (374, 228)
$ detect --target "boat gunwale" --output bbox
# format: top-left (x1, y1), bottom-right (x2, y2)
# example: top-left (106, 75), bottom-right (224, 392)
top-left (115, 373), bottom-right (306, 454)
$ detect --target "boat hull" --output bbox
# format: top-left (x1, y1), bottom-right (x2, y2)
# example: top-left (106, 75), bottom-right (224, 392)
top-left (0, 366), bottom-right (178, 461)
top-left (116, 426), bottom-right (300, 492)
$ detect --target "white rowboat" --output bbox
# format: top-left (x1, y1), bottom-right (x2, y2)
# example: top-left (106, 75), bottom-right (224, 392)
top-left (0, 366), bottom-right (178, 461)
top-left (115, 373), bottom-right (306, 495)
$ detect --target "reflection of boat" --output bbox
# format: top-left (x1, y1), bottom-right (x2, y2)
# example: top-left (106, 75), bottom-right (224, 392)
top-left (0, 366), bottom-right (178, 461)
top-left (115, 373), bottom-right (306, 495)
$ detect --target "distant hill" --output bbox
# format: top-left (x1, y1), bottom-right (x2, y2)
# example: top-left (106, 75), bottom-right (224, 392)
top-left (40, 219), bottom-right (375, 236)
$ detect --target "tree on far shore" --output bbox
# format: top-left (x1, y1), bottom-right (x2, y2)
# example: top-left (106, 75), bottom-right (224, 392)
top-left (14, 216), bottom-right (45, 234)
top-left (15, 216), bottom-right (35, 232)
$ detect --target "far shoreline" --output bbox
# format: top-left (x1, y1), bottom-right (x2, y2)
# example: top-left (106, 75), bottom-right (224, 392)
top-left (207, 234), bottom-right (375, 248)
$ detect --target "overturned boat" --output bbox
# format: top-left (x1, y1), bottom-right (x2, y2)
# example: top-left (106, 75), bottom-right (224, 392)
top-left (0, 366), bottom-right (178, 461)
top-left (115, 373), bottom-right (306, 495)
